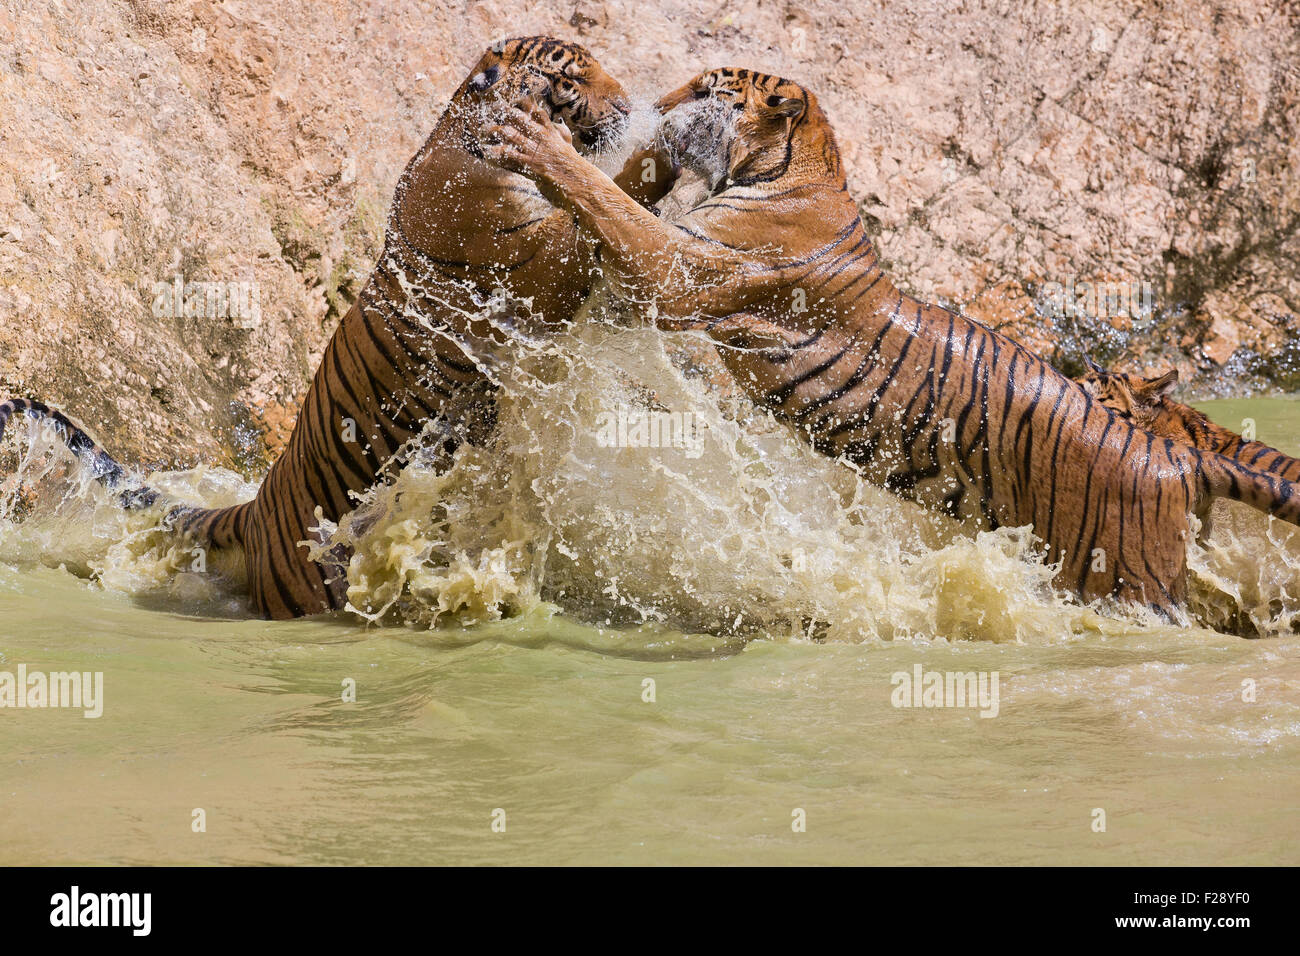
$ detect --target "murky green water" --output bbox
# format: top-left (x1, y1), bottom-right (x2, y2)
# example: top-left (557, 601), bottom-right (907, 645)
top-left (2, 395), bottom-right (1299, 865)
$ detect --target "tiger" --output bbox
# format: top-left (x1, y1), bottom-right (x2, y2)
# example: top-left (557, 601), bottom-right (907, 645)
top-left (1077, 358), bottom-right (1300, 484)
top-left (483, 68), bottom-right (1300, 615)
top-left (0, 37), bottom-right (671, 619)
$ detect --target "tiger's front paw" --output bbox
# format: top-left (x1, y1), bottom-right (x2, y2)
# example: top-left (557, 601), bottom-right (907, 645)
top-left (483, 98), bottom-right (577, 180)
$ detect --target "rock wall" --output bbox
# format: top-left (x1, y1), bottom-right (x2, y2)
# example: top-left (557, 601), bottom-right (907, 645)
top-left (2, 0), bottom-right (1297, 466)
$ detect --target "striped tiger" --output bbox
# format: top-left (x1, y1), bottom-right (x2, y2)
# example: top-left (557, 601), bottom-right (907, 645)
top-left (1078, 359), bottom-right (1300, 483)
top-left (485, 69), bottom-right (1300, 614)
top-left (1, 37), bottom-right (664, 619)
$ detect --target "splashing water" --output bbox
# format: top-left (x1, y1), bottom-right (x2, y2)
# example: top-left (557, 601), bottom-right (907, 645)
top-left (5, 303), bottom-right (1299, 642)
top-left (322, 314), bottom-right (1103, 642)
top-left (0, 419), bottom-right (257, 614)
top-left (1186, 505), bottom-right (1300, 637)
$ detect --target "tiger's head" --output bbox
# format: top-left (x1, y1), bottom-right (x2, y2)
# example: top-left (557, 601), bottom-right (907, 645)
top-left (653, 68), bottom-right (843, 191)
top-left (1078, 358), bottom-right (1184, 435)
top-left (456, 37), bottom-right (630, 152)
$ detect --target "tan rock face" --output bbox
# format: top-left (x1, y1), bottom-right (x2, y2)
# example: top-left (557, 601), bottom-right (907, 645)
top-left (1, 0), bottom-right (1297, 466)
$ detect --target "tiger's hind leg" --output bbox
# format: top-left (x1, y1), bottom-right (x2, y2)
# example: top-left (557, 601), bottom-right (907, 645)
top-left (240, 498), bottom-right (344, 619)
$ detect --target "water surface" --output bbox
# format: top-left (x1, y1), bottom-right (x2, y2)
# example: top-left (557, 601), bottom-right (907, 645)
top-left (2, 377), bottom-right (1298, 865)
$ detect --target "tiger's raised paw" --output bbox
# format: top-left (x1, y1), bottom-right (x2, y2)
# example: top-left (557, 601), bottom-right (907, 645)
top-left (483, 98), bottom-right (577, 178)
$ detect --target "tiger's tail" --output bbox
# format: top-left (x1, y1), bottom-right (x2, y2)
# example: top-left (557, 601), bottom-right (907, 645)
top-left (0, 397), bottom-right (252, 549)
top-left (170, 500), bottom-right (253, 550)
top-left (1196, 448), bottom-right (1300, 526)
top-left (0, 397), bottom-right (129, 488)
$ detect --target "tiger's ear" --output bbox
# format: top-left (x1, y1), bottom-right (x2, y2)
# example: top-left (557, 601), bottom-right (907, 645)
top-left (1082, 353), bottom-right (1104, 375)
top-left (468, 63), bottom-right (501, 92)
top-left (1140, 369), bottom-right (1178, 401)
top-left (763, 94), bottom-right (805, 120)
top-left (466, 40), bottom-right (513, 93)
top-left (1110, 380), bottom-right (1136, 415)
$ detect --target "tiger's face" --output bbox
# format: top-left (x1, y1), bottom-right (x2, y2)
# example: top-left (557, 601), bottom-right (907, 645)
top-left (1078, 365), bottom-right (1137, 415)
top-left (655, 69), bottom-right (810, 189)
top-left (1078, 362), bottom-right (1182, 434)
top-left (462, 37), bottom-right (630, 152)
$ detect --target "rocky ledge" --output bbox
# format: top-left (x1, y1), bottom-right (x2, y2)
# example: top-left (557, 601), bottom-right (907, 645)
top-left (1, 0), bottom-right (1296, 467)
